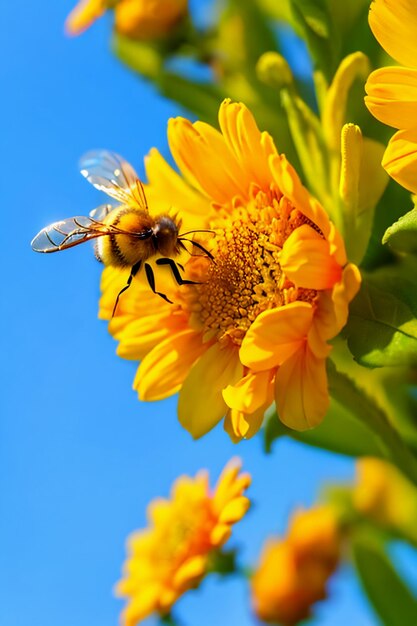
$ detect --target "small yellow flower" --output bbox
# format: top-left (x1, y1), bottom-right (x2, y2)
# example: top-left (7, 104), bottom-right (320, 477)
top-left (99, 99), bottom-right (360, 440)
top-left (116, 459), bottom-right (251, 626)
top-left (365, 0), bottom-right (417, 193)
top-left (354, 457), bottom-right (417, 541)
top-left (251, 506), bottom-right (342, 626)
top-left (65, 0), bottom-right (188, 39)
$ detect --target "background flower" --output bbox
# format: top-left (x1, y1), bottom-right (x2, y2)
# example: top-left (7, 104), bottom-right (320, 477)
top-left (116, 459), bottom-right (250, 625)
top-left (251, 506), bottom-right (342, 625)
top-left (365, 0), bottom-right (417, 193)
top-left (66, 0), bottom-right (188, 39)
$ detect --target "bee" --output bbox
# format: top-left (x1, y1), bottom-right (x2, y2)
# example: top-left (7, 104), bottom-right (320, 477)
top-left (31, 150), bottom-right (213, 315)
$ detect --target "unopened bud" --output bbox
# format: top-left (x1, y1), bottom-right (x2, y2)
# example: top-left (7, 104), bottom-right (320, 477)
top-left (256, 52), bottom-right (293, 88)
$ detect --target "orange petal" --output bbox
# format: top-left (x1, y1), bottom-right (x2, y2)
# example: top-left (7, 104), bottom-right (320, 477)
top-left (280, 225), bottom-right (342, 290)
top-left (275, 344), bottom-right (329, 430)
top-left (135, 330), bottom-right (206, 401)
top-left (178, 343), bottom-right (243, 438)
top-left (382, 129), bottom-right (417, 194)
top-left (240, 302), bottom-right (314, 371)
top-left (369, 0), bottom-right (417, 68)
top-left (365, 67), bottom-right (417, 130)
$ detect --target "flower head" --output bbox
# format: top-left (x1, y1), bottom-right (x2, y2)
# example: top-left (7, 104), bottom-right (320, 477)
top-left (354, 457), bottom-right (417, 539)
top-left (66, 0), bottom-right (188, 39)
top-left (116, 459), bottom-right (250, 625)
top-left (365, 0), bottom-right (417, 193)
top-left (251, 505), bottom-right (342, 625)
top-left (99, 99), bottom-right (360, 440)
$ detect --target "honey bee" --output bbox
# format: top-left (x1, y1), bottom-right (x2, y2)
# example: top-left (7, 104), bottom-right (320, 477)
top-left (31, 151), bottom-right (213, 315)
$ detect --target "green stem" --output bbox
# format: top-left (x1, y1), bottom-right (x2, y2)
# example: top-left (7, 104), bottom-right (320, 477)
top-left (328, 362), bottom-right (417, 487)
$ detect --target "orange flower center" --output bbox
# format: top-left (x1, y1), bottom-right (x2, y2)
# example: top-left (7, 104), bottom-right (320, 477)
top-left (183, 189), bottom-right (318, 346)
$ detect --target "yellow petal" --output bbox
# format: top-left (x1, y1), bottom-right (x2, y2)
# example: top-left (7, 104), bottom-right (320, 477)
top-left (178, 343), bottom-right (242, 438)
top-left (218, 99), bottom-right (277, 194)
top-left (225, 406), bottom-right (266, 441)
top-left (222, 370), bottom-right (274, 413)
top-left (313, 263), bottom-right (361, 344)
top-left (116, 313), bottom-right (187, 361)
top-left (218, 496), bottom-right (250, 524)
top-left (120, 585), bottom-right (160, 626)
top-left (173, 555), bottom-right (206, 590)
top-left (210, 524), bottom-right (232, 546)
top-left (369, 0), bottom-right (417, 68)
top-left (240, 302), bottom-right (314, 371)
top-left (144, 147), bottom-right (212, 230)
top-left (270, 154), bottom-right (331, 238)
top-left (382, 129), bottom-right (417, 194)
top-left (135, 330), bottom-right (206, 401)
top-left (275, 344), bottom-right (329, 430)
top-left (365, 67), bottom-right (417, 130)
top-left (168, 117), bottom-right (247, 206)
top-left (65, 0), bottom-right (105, 36)
top-left (280, 225), bottom-right (342, 290)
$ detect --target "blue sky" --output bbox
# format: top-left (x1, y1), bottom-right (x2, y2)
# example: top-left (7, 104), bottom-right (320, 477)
top-left (0, 2), bottom-right (378, 625)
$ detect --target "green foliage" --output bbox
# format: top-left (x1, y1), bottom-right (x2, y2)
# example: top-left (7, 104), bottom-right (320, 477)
top-left (347, 260), bottom-right (417, 368)
top-left (264, 398), bottom-right (382, 458)
top-left (289, 0), bottom-right (335, 80)
top-left (352, 534), bottom-right (417, 626)
top-left (383, 207), bottom-right (417, 255)
top-left (206, 549), bottom-right (238, 576)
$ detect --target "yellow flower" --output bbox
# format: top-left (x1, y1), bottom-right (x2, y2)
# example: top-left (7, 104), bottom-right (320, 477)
top-left (251, 506), bottom-right (342, 625)
top-left (65, 0), bottom-right (188, 39)
top-left (116, 459), bottom-right (251, 626)
top-left (354, 457), bottom-right (417, 541)
top-left (99, 99), bottom-right (360, 440)
top-left (365, 0), bottom-right (417, 193)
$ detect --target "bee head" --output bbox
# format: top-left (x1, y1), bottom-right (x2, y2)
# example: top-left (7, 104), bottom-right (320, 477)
top-left (153, 216), bottom-right (179, 256)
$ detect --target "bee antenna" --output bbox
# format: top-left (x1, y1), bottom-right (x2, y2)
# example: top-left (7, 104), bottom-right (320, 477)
top-left (179, 229), bottom-right (215, 237)
top-left (178, 238), bottom-right (215, 261)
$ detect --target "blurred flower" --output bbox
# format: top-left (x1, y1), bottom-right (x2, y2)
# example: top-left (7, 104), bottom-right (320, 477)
top-left (116, 459), bottom-right (251, 626)
top-left (99, 99), bottom-right (360, 440)
top-left (365, 0), bottom-right (417, 193)
top-left (354, 457), bottom-right (417, 542)
top-left (251, 506), bottom-right (342, 625)
top-left (66, 0), bottom-right (188, 39)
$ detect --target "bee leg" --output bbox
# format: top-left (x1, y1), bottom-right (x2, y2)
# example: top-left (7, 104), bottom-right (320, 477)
top-left (112, 260), bottom-right (142, 317)
top-left (144, 263), bottom-right (173, 304)
top-left (155, 258), bottom-right (200, 285)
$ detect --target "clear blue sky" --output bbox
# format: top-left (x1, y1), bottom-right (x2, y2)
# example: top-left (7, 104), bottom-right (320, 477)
top-left (0, 2), bottom-right (379, 625)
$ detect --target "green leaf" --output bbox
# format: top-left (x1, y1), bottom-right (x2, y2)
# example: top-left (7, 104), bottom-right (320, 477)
top-left (206, 549), bottom-right (237, 576)
top-left (352, 534), bottom-right (417, 626)
top-left (347, 265), bottom-right (417, 368)
top-left (289, 0), bottom-right (336, 80)
top-left (264, 396), bottom-right (382, 457)
top-left (383, 207), bottom-right (417, 254)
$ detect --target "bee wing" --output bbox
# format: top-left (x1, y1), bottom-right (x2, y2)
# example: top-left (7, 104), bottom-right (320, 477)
top-left (89, 203), bottom-right (115, 221)
top-left (79, 150), bottom-right (148, 211)
top-left (31, 215), bottom-right (113, 253)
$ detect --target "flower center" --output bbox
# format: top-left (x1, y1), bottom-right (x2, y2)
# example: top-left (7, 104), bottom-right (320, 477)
top-left (183, 190), bottom-right (318, 346)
